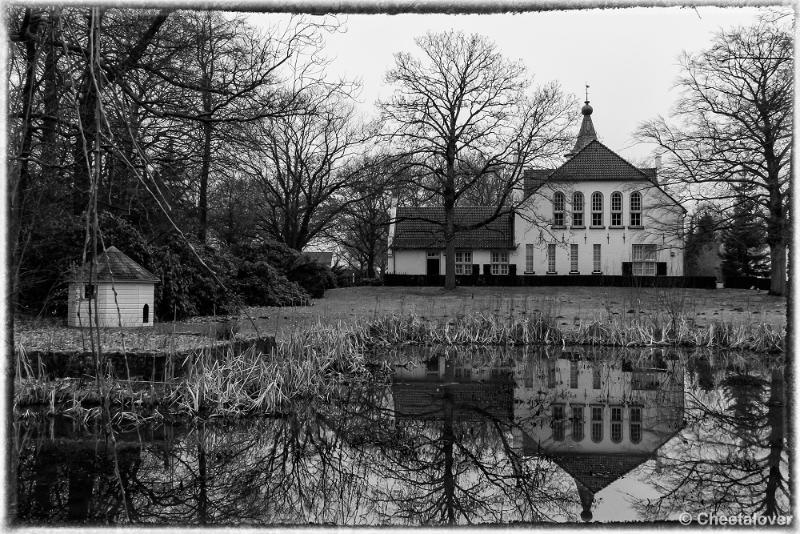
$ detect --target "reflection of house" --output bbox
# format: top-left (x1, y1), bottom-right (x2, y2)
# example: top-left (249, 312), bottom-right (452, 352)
top-left (513, 348), bottom-right (684, 521)
top-left (392, 356), bottom-right (514, 423)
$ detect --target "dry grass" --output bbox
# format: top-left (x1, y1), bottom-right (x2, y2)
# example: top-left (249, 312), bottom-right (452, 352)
top-left (233, 286), bottom-right (787, 341)
top-left (362, 313), bottom-right (784, 353)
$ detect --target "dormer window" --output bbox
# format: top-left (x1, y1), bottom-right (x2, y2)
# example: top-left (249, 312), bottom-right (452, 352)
top-left (572, 192), bottom-right (584, 226)
top-left (630, 192), bottom-right (642, 226)
top-left (553, 192), bottom-right (565, 226)
top-left (591, 192), bottom-right (604, 226)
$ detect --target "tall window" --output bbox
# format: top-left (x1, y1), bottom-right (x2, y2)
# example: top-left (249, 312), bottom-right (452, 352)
top-left (591, 406), bottom-right (603, 442)
top-left (552, 405), bottom-right (565, 441)
top-left (525, 244), bottom-right (534, 273)
top-left (592, 364), bottom-right (601, 389)
top-left (553, 192), bottom-right (565, 226)
top-left (547, 360), bottom-right (556, 388)
top-left (572, 406), bottom-right (584, 441)
top-left (611, 406), bottom-right (623, 443)
top-left (570, 244), bottom-right (579, 273)
top-left (593, 244), bottom-right (601, 273)
top-left (491, 251), bottom-right (509, 275)
top-left (572, 192), bottom-right (584, 226)
top-left (547, 244), bottom-right (556, 273)
top-left (630, 406), bottom-right (642, 443)
top-left (630, 192), bottom-right (642, 226)
top-left (455, 251), bottom-right (473, 275)
top-left (591, 192), bottom-right (604, 226)
top-left (570, 359), bottom-right (578, 388)
top-left (632, 244), bottom-right (657, 275)
top-left (611, 191), bottom-right (622, 226)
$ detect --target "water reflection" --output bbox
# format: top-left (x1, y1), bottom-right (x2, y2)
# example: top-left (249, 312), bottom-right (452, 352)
top-left (13, 346), bottom-right (788, 526)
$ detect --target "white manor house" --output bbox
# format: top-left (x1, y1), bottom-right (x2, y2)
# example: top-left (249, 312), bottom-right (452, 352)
top-left (387, 101), bottom-right (687, 279)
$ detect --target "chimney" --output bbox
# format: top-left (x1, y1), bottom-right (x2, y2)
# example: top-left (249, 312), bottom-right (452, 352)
top-left (654, 154), bottom-right (662, 169)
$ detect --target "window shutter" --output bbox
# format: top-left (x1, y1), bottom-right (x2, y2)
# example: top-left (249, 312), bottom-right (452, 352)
top-left (508, 264), bottom-right (517, 276)
top-left (622, 262), bottom-right (632, 276)
top-left (656, 262), bottom-right (667, 276)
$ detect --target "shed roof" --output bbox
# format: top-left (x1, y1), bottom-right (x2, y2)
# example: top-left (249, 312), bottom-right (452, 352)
top-left (391, 207), bottom-right (515, 250)
top-left (71, 246), bottom-right (159, 283)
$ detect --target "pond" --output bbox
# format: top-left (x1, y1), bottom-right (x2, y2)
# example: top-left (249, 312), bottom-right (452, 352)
top-left (11, 345), bottom-right (789, 526)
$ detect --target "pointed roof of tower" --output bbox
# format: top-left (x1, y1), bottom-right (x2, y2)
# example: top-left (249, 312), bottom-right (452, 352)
top-left (566, 100), bottom-right (597, 158)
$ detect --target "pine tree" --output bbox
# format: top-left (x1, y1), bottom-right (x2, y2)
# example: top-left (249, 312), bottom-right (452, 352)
top-left (721, 198), bottom-right (769, 281)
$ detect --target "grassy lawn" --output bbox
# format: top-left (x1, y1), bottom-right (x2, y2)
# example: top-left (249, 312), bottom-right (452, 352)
top-left (238, 285), bottom-right (787, 341)
top-left (14, 286), bottom-right (787, 350)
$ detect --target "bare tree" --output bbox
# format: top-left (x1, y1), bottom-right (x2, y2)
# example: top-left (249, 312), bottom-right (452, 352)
top-left (326, 153), bottom-right (415, 278)
top-left (637, 13), bottom-right (792, 296)
top-left (239, 89), bottom-right (367, 251)
top-left (380, 30), bottom-right (575, 290)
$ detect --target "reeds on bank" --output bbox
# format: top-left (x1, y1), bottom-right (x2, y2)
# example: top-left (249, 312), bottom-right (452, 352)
top-left (362, 312), bottom-right (784, 353)
top-left (13, 308), bottom-right (783, 421)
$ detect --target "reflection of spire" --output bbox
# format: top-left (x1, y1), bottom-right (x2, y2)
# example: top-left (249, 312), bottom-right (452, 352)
top-left (577, 480), bottom-right (594, 522)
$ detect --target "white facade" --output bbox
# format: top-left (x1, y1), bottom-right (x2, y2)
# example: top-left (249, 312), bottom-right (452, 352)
top-left (68, 281), bottom-right (155, 327)
top-left (510, 181), bottom-right (685, 276)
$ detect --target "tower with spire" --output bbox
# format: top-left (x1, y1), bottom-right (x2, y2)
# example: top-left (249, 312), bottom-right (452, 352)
top-left (566, 84), bottom-right (597, 158)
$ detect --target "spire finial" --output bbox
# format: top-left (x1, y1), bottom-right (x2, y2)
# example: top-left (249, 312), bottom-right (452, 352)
top-left (585, 82), bottom-right (590, 103)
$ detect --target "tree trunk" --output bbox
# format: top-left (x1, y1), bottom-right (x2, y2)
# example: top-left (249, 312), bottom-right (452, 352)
top-left (366, 251), bottom-right (375, 278)
top-left (443, 141), bottom-right (457, 290)
top-left (10, 9), bottom-right (42, 308)
top-left (444, 209), bottom-right (456, 290)
top-left (769, 241), bottom-right (787, 296)
top-left (198, 117), bottom-right (212, 242)
top-left (762, 368), bottom-right (785, 517)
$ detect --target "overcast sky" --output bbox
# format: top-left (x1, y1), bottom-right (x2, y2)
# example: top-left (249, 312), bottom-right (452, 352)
top-left (251, 6), bottom-right (778, 163)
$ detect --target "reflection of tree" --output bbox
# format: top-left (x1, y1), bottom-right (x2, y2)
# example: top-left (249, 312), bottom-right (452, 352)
top-left (633, 366), bottom-right (787, 519)
top-left (350, 354), bottom-right (579, 525)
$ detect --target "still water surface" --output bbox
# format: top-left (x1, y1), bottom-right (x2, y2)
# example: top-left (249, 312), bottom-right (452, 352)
top-left (12, 345), bottom-right (788, 525)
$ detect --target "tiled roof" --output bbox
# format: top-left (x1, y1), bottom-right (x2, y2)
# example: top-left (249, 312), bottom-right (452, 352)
top-left (551, 453), bottom-right (651, 494)
top-left (392, 382), bottom-right (514, 422)
top-left (304, 251), bottom-right (333, 266)
top-left (72, 246), bottom-right (159, 283)
top-left (551, 140), bottom-right (651, 182)
top-left (392, 207), bottom-right (515, 250)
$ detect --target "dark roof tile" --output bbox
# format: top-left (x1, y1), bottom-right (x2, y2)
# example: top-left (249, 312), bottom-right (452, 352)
top-left (72, 246), bottom-right (159, 283)
top-left (551, 453), bottom-right (651, 494)
top-left (392, 207), bottom-right (515, 250)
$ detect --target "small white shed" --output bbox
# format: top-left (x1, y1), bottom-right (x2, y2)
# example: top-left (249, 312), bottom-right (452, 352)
top-left (67, 246), bottom-right (159, 328)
